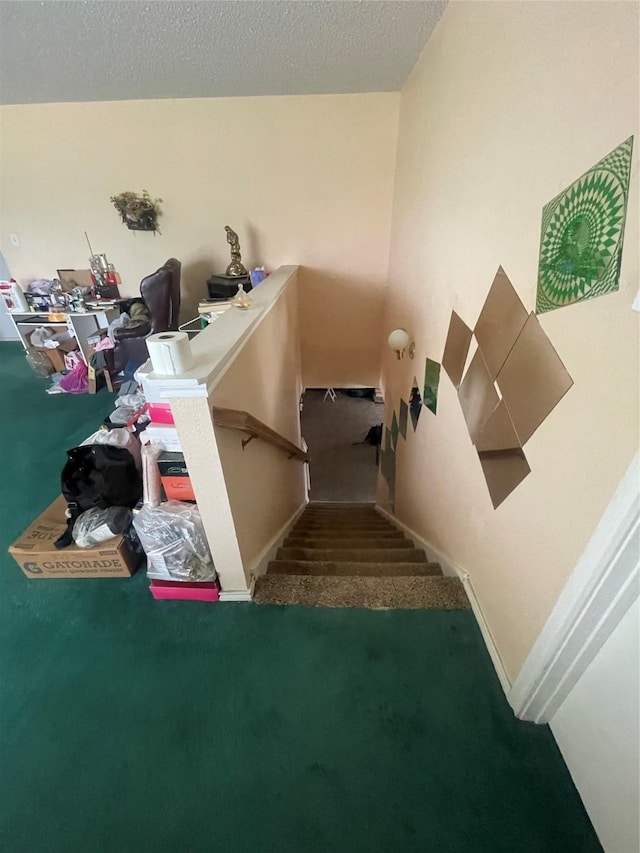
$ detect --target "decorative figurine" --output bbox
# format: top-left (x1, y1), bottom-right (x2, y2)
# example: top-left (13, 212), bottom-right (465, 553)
top-left (225, 226), bottom-right (248, 277)
top-left (232, 281), bottom-right (253, 310)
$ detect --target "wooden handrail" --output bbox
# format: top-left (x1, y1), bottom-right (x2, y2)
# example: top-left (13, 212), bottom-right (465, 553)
top-left (211, 406), bottom-right (309, 462)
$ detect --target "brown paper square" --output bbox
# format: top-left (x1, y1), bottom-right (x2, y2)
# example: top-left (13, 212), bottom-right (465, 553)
top-left (442, 310), bottom-right (473, 388)
top-left (496, 313), bottom-right (573, 445)
top-left (476, 399), bottom-right (522, 452)
top-left (474, 266), bottom-right (528, 379)
top-left (458, 349), bottom-right (500, 444)
top-left (478, 449), bottom-right (531, 509)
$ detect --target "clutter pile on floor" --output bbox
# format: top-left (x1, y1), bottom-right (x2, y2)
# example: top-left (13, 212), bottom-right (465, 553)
top-left (8, 376), bottom-right (219, 602)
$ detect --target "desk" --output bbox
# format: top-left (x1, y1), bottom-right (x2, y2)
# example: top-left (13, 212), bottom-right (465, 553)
top-left (9, 309), bottom-right (119, 365)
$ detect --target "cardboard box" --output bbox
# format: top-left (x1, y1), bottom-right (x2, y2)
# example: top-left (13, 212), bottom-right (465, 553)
top-left (27, 331), bottom-right (79, 374)
top-left (8, 496), bottom-right (139, 579)
top-left (158, 451), bottom-right (195, 501)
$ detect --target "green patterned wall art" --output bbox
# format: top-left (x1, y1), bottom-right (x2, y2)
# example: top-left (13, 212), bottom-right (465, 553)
top-left (423, 358), bottom-right (441, 415)
top-left (399, 399), bottom-right (408, 440)
top-left (536, 136), bottom-right (633, 314)
top-left (409, 381), bottom-right (422, 431)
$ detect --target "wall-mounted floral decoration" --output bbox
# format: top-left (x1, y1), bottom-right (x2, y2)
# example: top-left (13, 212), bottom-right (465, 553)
top-left (110, 190), bottom-right (162, 233)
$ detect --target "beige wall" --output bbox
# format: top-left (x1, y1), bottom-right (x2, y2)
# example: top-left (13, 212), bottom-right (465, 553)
top-left (0, 93), bottom-right (399, 387)
top-left (211, 276), bottom-right (306, 578)
top-left (381, 1), bottom-right (639, 680)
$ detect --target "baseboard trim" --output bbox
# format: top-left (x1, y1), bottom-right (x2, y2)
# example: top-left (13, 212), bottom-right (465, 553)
top-left (219, 589), bottom-right (253, 602)
top-left (249, 498), bottom-right (309, 581)
top-left (375, 505), bottom-right (512, 696)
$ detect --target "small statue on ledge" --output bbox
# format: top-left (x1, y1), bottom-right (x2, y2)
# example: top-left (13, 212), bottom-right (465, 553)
top-left (225, 225), bottom-right (248, 277)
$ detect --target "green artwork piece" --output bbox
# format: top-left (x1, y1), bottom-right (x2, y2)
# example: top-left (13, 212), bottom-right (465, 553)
top-left (399, 399), bottom-right (408, 440)
top-left (409, 381), bottom-right (422, 431)
top-left (423, 358), bottom-right (441, 415)
top-left (536, 136), bottom-right (633, 314)
top-left (390, 411), bottom-right (399, 449)
top-left (384, 427), bottom-right (392, 452)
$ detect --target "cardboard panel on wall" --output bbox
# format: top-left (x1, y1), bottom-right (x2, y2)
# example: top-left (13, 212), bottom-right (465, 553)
top-left (496, 312), bottom-right (573, 445)
top-left (476, 399), bottom-right (522, 452)
top-left (458, 349), bottom-right (500, 444)
top-left (399, 399), bottom-right (408, 439)
top-left (390, 411), bottom-right (399, 449)
top-left (423, 358), bottom-right (441, 415)
top-left (474, 266), bottom-right (528, 379)
top-left (442, 310), bottom-right (473, 388)
top-left (478, 449), bottom-right (531, 509)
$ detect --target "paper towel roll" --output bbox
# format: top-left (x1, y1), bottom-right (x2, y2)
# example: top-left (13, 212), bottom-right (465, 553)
top-left (147, 332), bottom-right (194, 375)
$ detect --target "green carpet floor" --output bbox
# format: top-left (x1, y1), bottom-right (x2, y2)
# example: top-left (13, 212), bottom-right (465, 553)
top-left (0, 342), bottom-right (601, 853)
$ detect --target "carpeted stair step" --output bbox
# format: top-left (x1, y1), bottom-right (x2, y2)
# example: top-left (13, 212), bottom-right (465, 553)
top-left (301, 514), bottom-right (384, 522)
top-left (302, 512), bottom-right (382, 518)
top-left (304, 503), bottom-right (378, 509)
top-left (276, 547), bottom-right (427, 563)
top-left (291, 527), bottom-right (404, 538)
top-left (267, 560), bottom-right (442, 577)
top-left (283, 537), bottom-right (410, 549)
top-left (253, 575), bottom-right (470, 610)
top-left (305, 500), bottom-right (377, 505)
top-left (293, 522), bottom-right (394, 533)
top-left (304, 506), bottom-right (378, 513)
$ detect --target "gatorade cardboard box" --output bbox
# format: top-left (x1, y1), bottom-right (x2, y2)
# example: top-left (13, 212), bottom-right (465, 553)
top-left (8, 496), bottom-right (139, 579)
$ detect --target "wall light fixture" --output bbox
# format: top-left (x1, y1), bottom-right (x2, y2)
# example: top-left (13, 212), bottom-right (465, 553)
top-left (387, 328), bottom-right (415, 360)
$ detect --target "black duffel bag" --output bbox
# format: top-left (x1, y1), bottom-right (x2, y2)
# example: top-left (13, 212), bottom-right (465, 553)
top-left (54, 444), bottom-right (142, 549)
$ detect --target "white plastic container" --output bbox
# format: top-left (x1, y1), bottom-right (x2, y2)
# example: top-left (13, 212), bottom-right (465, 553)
top-left (0, 279), bottom-right (28, 312)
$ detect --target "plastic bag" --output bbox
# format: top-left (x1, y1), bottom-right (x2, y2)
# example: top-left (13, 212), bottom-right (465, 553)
top-left (116, 393), bottom-right (146, 410)
top-left (64, 350), bottom-right (83, 371)
top-left (28, 279), bottom-right (56, 295)
top-left (108, 406), bottom-right (140, 426)
top-left (108, 312), bottom-right (128, 340)
top-left (73, 506), bottom-right (133, 548)
top-left (30, 326), bottom-right (55, 348)
top-left (59, 360), bottom-right (89, 394)
top-left (133, 501), bottom-right (215, 581)
top-left (26, 351), bottom-right (53, 378)
top-left (82, 426), bottom-right (142, 470)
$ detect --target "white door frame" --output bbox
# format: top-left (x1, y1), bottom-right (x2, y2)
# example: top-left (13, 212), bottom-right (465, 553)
top-left (509, 453), bottom-right (640, 722)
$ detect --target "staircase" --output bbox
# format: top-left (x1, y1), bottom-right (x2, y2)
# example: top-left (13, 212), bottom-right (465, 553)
top-left (253, 503), bottom-right (470, 609)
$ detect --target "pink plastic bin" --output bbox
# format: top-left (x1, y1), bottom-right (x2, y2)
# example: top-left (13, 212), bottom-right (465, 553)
top-left (148, 403), bottom-right (175, 425)
top-left (149, 580), bottom-right (220, 602)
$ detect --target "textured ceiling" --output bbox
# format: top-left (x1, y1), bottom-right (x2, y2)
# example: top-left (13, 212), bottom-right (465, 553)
top-left (0, 0), bottom-right (446, 105)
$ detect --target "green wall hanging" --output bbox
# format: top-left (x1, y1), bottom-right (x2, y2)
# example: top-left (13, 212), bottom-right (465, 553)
top-left (423, 358), bottom-right (441, 415)
top-left (536, 136), bottom-right (633, 314)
